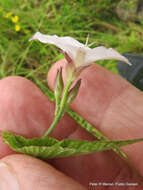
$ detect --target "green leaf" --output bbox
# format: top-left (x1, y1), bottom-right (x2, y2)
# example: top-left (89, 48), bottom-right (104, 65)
top-left (2, 131), bottom-right (143, 159)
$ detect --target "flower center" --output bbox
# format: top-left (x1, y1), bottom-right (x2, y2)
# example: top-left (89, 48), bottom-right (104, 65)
top-left (74, 48), bottom-right (86, 67)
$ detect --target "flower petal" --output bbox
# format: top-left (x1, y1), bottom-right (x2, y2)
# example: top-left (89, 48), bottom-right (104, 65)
top-left (29, 32), bottom-right (131, 66)
top-left (85, 46), bottom-right (131, 65)
top-left (29, 32), bottom-right (86, 60)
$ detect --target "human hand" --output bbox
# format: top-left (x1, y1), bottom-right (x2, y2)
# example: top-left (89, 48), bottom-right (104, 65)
top-left (0, 59), bottom-right (143, 189)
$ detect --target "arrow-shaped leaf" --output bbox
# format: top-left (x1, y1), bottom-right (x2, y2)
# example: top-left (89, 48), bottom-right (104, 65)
top-left (2, 131), bottom-right (143, 159)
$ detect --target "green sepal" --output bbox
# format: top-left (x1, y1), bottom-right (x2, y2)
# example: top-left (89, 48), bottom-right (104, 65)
top-left (66, 78), bottom-right (81, 106)
top-left (63, 78), bottom-right (81, 113)
top-left (54, 67), bottom-right (64, 115)
top-left (2, 131), bottom-right (143, 159)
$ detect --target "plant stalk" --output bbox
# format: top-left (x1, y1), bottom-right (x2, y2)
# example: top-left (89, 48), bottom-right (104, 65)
top-left (43, 79), bottom-right (72, 137)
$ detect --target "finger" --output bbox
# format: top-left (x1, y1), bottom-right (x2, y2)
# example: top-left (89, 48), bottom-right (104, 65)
top-left (0, 76), bottom-right (96, 188)
top-left (47, 59), bottom-right (143, 175)
top-left (0, 76), bottom-right (78, 158)
top-left (0, 154), bottom-right (85, 190)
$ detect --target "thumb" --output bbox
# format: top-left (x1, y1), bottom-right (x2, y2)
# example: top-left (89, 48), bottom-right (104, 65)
top-left (0, 154), bottom-right (85, 190)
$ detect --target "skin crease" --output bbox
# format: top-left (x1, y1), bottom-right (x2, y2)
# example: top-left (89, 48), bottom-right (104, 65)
top-left (0, 59), bottom-right (143, 189)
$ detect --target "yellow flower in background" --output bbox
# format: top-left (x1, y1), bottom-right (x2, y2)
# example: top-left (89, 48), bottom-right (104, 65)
top-left (4, 12), bottom-right (21, 32)
top-left (15, 24), bottom-right (21, 32)
top-left (12, 16), bottom-right (19, 23)
top-left (4, 12), bottom-right (13, 18)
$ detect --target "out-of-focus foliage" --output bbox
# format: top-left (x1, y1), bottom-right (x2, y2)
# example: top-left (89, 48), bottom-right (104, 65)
top-left (0, 0), bottom-right (143, 90)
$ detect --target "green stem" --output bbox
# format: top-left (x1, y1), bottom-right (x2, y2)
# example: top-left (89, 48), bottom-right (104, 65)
top-left (59, 80), bottom-right (73, 113)
top-left (43, 112), bottom-right (62, 137)
top-left (43, 80), bottom-right (72, 137)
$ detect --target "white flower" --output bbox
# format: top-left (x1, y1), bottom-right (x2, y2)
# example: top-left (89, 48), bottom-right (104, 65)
top-left (29, 32), bottom-right (131, 67)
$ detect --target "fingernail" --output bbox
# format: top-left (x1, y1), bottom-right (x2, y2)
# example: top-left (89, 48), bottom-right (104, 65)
top-left (0, 161), bottom-right (20, 190)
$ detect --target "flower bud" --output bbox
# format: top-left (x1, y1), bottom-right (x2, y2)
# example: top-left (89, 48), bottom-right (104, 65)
top-left (66, 79), bottom-right (81, 106)
top-left (54, 67), bottom-right (64, 115)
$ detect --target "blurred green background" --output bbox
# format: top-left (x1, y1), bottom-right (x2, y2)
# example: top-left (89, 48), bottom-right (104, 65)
top-left (0, 0), bottom-right (143, 95)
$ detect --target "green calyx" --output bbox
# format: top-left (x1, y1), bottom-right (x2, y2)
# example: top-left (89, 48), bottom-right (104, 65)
top-left (54, 67), bottom-right (64, 115)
